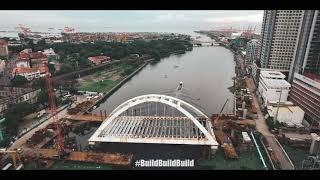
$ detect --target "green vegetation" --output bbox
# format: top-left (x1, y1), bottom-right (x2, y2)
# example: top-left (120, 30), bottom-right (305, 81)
top-left (80, 79), bottom-right (119, 93)
top-left (199, 150), bottom-right (264, 170)
top-left (32, 77), bottom-right (46, 89)
top-left (14, 39), bottom-right (192, 76)
top-left (283, 145), bottom-right (308, 169)
top-left (78, 63), bottom-right (141, 93)
top-left (48, 63), bottom-right (56, 74)
top-left (0, 102), bottom-right (34, 147)
top-left (11, 75), bottom-right (28, 86)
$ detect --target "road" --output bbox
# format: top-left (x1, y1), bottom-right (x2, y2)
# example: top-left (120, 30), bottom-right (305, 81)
top-left (245, 77), bottom-right (294, 170)
top-left (8, 107), bottom-right (68, 151)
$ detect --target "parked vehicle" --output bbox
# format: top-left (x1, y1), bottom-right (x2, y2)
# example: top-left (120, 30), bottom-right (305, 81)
top-left (37, 109), bottom-right (46, 118)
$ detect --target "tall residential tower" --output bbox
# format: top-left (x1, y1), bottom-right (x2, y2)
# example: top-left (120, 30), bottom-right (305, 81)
top-left (260, 10), bottom-right (304, 77)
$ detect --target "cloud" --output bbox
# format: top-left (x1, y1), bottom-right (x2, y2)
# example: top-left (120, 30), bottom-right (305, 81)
top-left (0, 10), bottom-right (264, 33)
top-left (154, 13), bottom-right (190, 22)
top-left (205, 14), bottom-right (263, 23)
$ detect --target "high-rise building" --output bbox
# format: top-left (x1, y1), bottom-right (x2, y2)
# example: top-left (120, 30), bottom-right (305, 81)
top-left (289, 10), bottom-right (320, 81)
top-left (289, 73), bottom-right (320, 128)
top-left (258, 70), bottom-right (291, 107)
top-left (260, 10), bottom-right (304, 76)
top-left (0, 39), bottom-right (9, 57)
top-left (245, 39), bottom-right (260, 66)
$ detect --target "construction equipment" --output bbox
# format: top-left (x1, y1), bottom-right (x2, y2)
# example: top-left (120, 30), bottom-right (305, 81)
top-left (0, 148), bottom-right (21, 169)
top-left (213, 99), bottom-right (229, 128)
top-left (44, 63), bottom-right (65, 156)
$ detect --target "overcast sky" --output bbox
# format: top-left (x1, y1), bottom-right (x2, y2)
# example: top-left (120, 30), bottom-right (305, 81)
top-left (0, 10), bottom-right (264, 33)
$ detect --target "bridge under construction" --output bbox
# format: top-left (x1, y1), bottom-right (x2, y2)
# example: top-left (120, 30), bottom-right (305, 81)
top-left (89, 94), bottom-right (219, 153)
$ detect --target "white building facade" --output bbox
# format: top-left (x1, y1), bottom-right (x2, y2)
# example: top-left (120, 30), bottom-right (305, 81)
top-left (258, 70), bottom-right (291, 106)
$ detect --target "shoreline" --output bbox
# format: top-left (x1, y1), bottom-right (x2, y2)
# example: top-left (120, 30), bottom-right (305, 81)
top-left (87, 61), bottom-right (151, 112)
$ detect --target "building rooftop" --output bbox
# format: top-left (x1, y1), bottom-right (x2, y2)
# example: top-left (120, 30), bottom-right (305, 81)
top-left (18, 52), bottom-right (30, 60)
top-left (12, 67), bottom-right (39, 74)
top-left (0, 39), bottom-right (8, 46)
top-left (267, 105), bottom-right (304, 117)
top-left (264, 78), bottom-right (291, 88)
top-left (260, 70), bottom-right (286, 79)
top-left (30, 52), bottom-right (47, 59)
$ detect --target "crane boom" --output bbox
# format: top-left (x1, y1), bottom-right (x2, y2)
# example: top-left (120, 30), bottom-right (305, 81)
top-left (44, 65), bottom-right (64, 155)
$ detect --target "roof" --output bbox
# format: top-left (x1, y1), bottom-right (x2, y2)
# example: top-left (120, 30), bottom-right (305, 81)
top-left (88, 56), bottom-right (111, 63)
top-left (263, 78), bottom-right (291, 88)
top-left (267, 105), bottom-right (304, 117)
top-left (12, 67), bottom-right (39, 74)
top-left (0, 39), bottom-right (8, 46)
top-left (30, 52), bottom-right (47, 59)
top-left (88, 56), bottom-right (111, 60)
top-left (260, 70), bottom-right (286, 79)
top-left (38, 63), bottom-right (49, 73)
top-left (18, 52), bottom-right (30, 60)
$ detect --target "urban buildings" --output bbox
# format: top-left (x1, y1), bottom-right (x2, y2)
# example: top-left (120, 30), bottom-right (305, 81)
top-left (0, 87), bottom-right (41, 115)
top-left (12, 50), bottom-right (49, 80)
top-left (290, 10), bottom-right (320, 81)
top-left (16, 58), bottom-right (30, 68)
top-left (0, 60), bottom-right (5, 76)
top-left (267, 104), bottom-right (305, 127)
top-left (289, 73), bottom-right (320, 128)
top-left (88, 56), bottom-right (111, 65)
top-left (260, 10), bottom-right (304, 76)
top-left (30, 52), bottom-right (48, 68)
top-left (245, 39), bottom-right (260, 66)
top-left (258, 70), bottom-right (291, 106)
top-left (0, 39), bottom-right (9, 57)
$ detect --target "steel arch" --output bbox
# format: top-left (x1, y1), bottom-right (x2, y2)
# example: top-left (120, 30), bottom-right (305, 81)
top-left (89, 94), bottom-right (218, 146)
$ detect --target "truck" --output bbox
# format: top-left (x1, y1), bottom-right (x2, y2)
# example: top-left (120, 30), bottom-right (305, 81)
top-left (37, 109), bottom-right (46, 118)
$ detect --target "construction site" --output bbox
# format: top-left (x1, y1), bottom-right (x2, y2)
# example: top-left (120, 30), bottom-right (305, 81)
top-left (1, 45), bottom-right (274, 170)
top-left (2, 30), bottom-right (319, 170)
top-left (2, 90), bottom-right (274, 169)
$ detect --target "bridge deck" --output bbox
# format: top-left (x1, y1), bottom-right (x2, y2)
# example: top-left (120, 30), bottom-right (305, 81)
top-left (90, 116), bottom-right (216, 146)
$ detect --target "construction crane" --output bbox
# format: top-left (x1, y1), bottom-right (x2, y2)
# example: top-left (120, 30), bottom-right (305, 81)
top-left (0, 148), bottom-right (21, 169)
top-left (44, 63), bottom-right (65, 157)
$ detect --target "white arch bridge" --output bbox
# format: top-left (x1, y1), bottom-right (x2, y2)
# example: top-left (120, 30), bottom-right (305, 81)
top-left (89, 94), bottom-right (219, 151)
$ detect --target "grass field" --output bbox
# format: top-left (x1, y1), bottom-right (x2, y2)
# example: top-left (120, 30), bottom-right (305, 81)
top-left (77, 63), bottom-right (141, 93)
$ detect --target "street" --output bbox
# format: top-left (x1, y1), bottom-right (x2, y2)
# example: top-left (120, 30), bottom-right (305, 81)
top-left (245, 76), bottom-right (294, 170)
top-left (8, 107), bottom-right (68, 151)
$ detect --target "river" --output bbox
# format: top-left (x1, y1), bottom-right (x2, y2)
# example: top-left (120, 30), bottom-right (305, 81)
top-left (48, 33), bottom-right (267, 170)
top-left (93, 33), bottom-right (235, 115)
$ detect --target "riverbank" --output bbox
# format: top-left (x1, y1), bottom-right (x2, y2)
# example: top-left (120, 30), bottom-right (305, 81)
top-left (86, 61), bottom-right (150, 112)
top-left (77, 63), bottom-right (142, 93)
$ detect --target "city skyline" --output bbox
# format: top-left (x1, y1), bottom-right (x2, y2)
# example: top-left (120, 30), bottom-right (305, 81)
top-left (0, 10), bottom-right (263, 33)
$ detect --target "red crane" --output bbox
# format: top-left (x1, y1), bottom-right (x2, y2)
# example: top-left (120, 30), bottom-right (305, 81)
top-left (44, 64), bottom-right (65, 155)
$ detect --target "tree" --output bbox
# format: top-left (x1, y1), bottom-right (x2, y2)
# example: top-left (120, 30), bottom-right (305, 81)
top-left (48, 63), bottom-right (56, 75)
top-left (32, 77), bottom-right (46, 89)
top-left (58, 63), bottom-right (74, 75)
top-left (3, 102), bottom-right (33, 136)
top-left (37, 89), bottom-right (49, 106)
top-left (11, 75), bottom-right (28, 87)
top-left (78, 57), bottom-right (91, 68)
